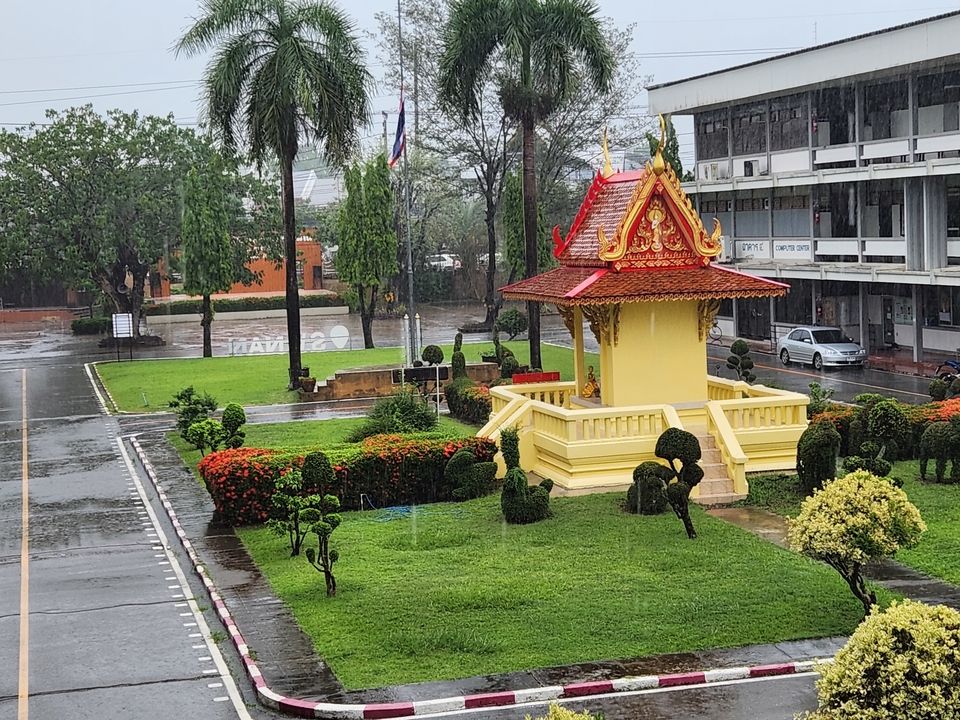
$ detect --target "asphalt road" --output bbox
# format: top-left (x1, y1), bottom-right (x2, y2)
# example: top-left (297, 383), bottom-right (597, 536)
top-left (0, 331), bottom-right (263, 719)
top-left (0, 322), bottom-right (837, 720)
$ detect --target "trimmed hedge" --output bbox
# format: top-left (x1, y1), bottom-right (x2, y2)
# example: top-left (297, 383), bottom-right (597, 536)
top-left (71, 317), bottom-right (112, 335)
top-left (144, 293), bottom-right (344, 316)
top-left (198, 432), bottom-right (497, 524)
top-left (444, 378), bottom-right (492, 425)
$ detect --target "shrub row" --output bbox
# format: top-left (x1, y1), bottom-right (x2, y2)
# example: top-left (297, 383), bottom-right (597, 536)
top-left (71, 317), bottom-right (112, 335)
top-left (198, 432), bottom-right (497, 525)
top-left (144, 293), bottom-right (344, 316)
top-left (444, 378), bottom-right (492, 425)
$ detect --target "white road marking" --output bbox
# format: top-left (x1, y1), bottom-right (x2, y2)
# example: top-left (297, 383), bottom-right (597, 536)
top-left (83, 363), bottom-right (111, 415)
top-left (115, 438), bottom-right (252, 720)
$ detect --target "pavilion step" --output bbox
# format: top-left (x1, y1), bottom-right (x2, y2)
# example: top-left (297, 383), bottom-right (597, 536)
top-left (694, 491), bottom-right (747, 507)
top-left (700, 448), bottom-right (722, 464)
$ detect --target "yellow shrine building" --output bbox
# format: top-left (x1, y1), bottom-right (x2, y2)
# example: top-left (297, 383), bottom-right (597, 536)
top-left (480, 123), bottom-right (809, 504)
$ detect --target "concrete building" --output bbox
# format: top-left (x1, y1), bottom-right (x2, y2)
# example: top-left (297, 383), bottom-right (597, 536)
top-left (647, 10), bottom-right (960, 361)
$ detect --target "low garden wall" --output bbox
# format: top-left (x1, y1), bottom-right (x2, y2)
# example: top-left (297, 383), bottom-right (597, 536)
top-left (300, 362), bottom-right (499, 403)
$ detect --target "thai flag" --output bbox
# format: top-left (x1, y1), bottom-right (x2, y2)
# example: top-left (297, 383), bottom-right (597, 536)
top-left (388, 95), bottom-right (405, 168)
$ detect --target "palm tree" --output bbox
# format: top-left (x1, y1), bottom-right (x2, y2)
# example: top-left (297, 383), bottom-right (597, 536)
top-left (177, 0), bottom-right (371, 388)
top-left (438, 0), bottom-right (613, 370)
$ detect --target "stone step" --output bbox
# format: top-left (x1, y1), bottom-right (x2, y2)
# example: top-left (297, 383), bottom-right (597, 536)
top-left (700, 448), bottom-right (722, 464)
top-left (693, 492), bottom-right (747, 507)
top-left (698, 479), bottom-right (733, 496)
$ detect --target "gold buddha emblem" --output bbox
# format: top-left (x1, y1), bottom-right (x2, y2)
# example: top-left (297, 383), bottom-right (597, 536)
top-left (582, 366), bottom-right (600, 399)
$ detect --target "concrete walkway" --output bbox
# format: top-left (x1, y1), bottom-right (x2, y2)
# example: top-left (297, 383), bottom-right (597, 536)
top-left (708, 507), bottom-right (960, 610)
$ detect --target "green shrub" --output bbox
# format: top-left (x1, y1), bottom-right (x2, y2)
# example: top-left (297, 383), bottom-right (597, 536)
top-left (726, 338), bottom-right (756, 383)
top-left (654, 428), bottom-right (703, 539)
top-left (841, 455), bottom-right (893, 480)
top-left (846, 415), bottom-right (865, 459)
top-left (501, 466), bottom-right (552, 524)
top-left (500, 426), bottom-right (521, 470)
top-left (854, 393), bottom-right (889, 409)
top-left (221, 403), bottom-right (246, 449)
top-left (451, 351), bottom-right (467, 380)
top-left (346, 391), bottom-right (438, 442)
top-left (788, 470), bottom-right (926, 614)
top-left (919, 421), bottom-right (960, 483)
top-left (929, 377), bottom-right (950, 401)
top-left (444, 448), bottom-right (497, 501)
top-left (421, 344), bottom-right (444, 365)
top-left (169, 386), bottom-right (218, 437)
top-left (143, 293), bottom-right (344, 316)
top-left (802, 600), bottom-right (960, 720)
top-left (496, 309), bottom-right (528, 340)
top-left (444, 378), bottom-right (491, 425)
top-left (71, 317), bottom-right (111, 335)
top-left (796, 420), bottom-right (841, 494)
top-left (198, 434), bottom-right (499, 522)
top-left (500, 354), bottom-right (520, 379)
top-left (951, 377), bottom-right (960, 397)
top-left (806, 382), bottom-right (834, 419)
top-left (868, 400), bottom-right (909, 460)
top-left (525, 704), bottom-right (603, 720)
top-left (625, 462), bottom-right (670, 514)
top-left (185, 418), bottom-right (227, 455)
top-left (302, 450), bottom-right (336, 493)
top-left (266, 469), bottom-right (324, 556)
top-left (453, 331), bottom-right (463, 353)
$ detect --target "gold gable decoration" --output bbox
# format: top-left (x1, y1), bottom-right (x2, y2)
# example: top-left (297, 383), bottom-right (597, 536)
top-left (597, 115), bottom-right (723, 269)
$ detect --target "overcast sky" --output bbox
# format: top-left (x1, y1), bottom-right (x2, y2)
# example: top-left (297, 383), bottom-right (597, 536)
top-left (4, 0), bottom-right (959, 169)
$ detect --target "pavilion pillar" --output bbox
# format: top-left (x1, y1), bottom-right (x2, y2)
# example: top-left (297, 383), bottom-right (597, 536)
top-left (572, 306), bottom-right (586, 397)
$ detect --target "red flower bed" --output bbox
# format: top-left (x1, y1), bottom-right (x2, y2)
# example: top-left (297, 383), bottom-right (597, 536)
top-left (198, 433), bottom-right (498, 525)
top-left (924, 398), bottom-right (960, 422)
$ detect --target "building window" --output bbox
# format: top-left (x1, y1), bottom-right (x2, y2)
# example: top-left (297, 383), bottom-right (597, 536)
top-left (772, 189), bottom-right (811, 237)
top-left (734, 190), bottom-right (769, 238)
top-left (917, 69), bottom-right (960, 135)
top-left (770, 93), bottom-right (809, 151)
top-left (731, 103), bottom-right (766, 156)
top-left (948, 177), bottom-right (960, 238)
top-left (814, 183), bottom-right (858, 238)
top-left (695, 109), bottom-right (728, 160)
top-left (863, 79), bottom-right (909, 141)
top-left (863, 180), bottom-right (903, 238)
top-left (813, 86), bottom-right (855, 146)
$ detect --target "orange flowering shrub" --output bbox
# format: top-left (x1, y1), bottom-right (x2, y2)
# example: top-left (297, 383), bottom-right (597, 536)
top-left (198, 433), bottom-right (497, 525)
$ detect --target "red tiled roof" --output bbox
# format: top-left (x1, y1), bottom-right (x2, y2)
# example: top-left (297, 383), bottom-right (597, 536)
top-left (556, 173), bottom-right (642, 266)
top-left (501, 265), bottom-right (788, 305)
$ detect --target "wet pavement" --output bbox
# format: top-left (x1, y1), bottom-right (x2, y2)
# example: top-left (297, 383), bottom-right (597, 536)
top-left (0, 326), bottom-right (273, 719)
top-left (709, 507), bottom-right (960, 610)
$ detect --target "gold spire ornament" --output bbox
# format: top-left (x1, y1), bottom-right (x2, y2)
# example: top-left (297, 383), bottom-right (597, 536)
top-left (652, 114), bottom-right (667, 175)
top-left (601, 126), bottom-right (614, 178)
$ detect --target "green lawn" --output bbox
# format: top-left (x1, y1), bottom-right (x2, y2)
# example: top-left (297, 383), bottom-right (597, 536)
top-left (238, 492), bottom-right (877, 690)
top-left (742, 462), bottom-right (960, 587)
top-left (99, 342), bottom-right (593, 412)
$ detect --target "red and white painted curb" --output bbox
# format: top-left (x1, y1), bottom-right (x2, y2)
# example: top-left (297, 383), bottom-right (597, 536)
top-left (130, 437), bottom-right (831, 719)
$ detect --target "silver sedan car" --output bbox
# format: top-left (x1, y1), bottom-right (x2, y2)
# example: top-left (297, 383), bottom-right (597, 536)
top-left (777, 326), bottom-right (867, 370)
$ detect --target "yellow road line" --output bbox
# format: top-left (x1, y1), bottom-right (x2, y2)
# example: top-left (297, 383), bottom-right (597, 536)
top-left (19, 368), bottom-right (29, 720)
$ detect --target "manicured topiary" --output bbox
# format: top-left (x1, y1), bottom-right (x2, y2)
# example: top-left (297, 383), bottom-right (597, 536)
top-left (496, 308), bottom-right (528, 340)
top-left (919, 421), bottom-right (960, 483)
top-left (625, 461), bottom-right (670, 515)
top-left (500, 426), bottom-right (521, 470)
top-left (500, 354), bottom-right (519, 379)
top-left (221, 402), bottom-right (246, 449)
top-left (185, 418), bottom-right (227, 456)
top-left (444, 448), bottom-right (497, 501)
top-left (726, 339), bottom-right (756, 383)
top-left (806, 382), bottom-right (834, 419)
top-left (842, 439), bottom-right (894, 481)
top-left (796, 420), bottom-right (841, 494)
top-left (302, 450), bottom-right (336, 494)
top-left (266, 469), bottom-right (324, 556)
top-left (788, 470), bottom-right (926, 614)
top-left (868, 400), bottom-right (908, 460)
top-left (169, 386), bottom-right (217, 437)
top-left (421, 344), bottom-right (444, 366)
top-left (501, 466), bottom-right (552, 524)
top-left (451, 350), bottom-right (467, 380)
top-left (803, 600), bottom-right (960, 720)
top-left (654, 428), bottom-right (703, 539)
top-left (929, 377), bottom-right (950, 401)
top-left (301, 495), bottom-right (342, 597)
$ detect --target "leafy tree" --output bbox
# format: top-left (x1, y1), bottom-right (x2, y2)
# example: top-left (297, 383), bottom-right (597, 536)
top-left (438, 0), bottom-right (615, 371)
top-left (181, 163), bottom-right (233, 358)
top-left (646, 114), bottom-right (684, 178)
top-left (496, 308), bottom-right (528, 341)
top-left (803, 600), bottom-right (960, 720)
top-left (0, 107), bottom-right (199, 336)
top-left (177, 0), bottom-right (371, 388)
top-left (336, 155), bottom-right (399, 348)
top-left (185, 418), bottom-right (227, 456)
top-left (302, 495), bottom-right (343, 597)
top-left (267, 469), bottom-right (324, 556)
top-left (221, 402), bottom-right (247, 449)
top-left (788, 470), bottom-right (926, 614)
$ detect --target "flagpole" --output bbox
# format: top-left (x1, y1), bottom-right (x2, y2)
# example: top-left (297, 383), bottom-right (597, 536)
top-left (397, 0), bottom-right (417, 365)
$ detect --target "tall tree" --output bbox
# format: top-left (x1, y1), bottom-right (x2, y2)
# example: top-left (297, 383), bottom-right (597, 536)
top-left (438, 0), bottom-right (614, 370)
top-left (646, 115), bottom-right (684, 178)
top-left (337, 155), bottom-right (398, 348)
top-left (0, 107), bottom-right (197, 336)
top-left (177, 0), bottom-right (371, 389)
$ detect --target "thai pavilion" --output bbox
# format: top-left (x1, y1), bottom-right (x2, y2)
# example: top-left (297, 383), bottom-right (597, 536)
top-left (479, 122), bottom-right (810, 505)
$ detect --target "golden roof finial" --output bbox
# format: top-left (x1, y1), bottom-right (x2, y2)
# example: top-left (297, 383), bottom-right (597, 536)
top-left (601, 125), bottom-right (613, 178)
top-left (652, 114), bottom-right (667, 175)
